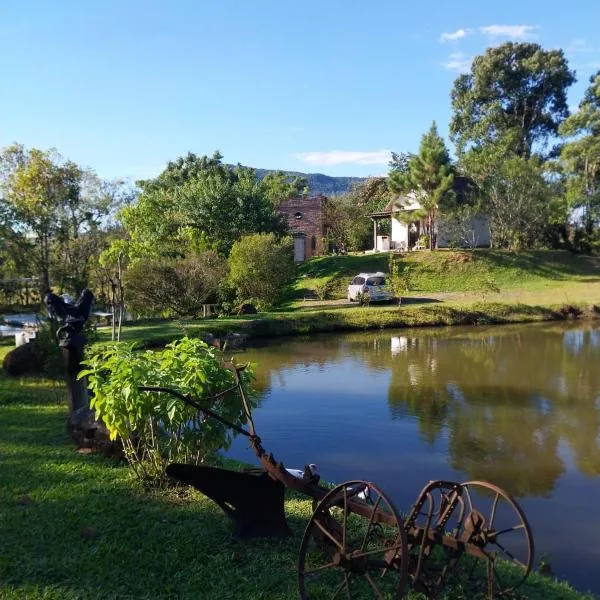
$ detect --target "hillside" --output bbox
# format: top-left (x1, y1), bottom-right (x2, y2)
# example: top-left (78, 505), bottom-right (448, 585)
top-left (253, 167), bottom-right (365, 196)
top-left (285, 249), bottom-right (600, 305)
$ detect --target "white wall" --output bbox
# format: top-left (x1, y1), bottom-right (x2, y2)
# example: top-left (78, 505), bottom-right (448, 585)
top-left (391, 217), bottom-right (408, 249)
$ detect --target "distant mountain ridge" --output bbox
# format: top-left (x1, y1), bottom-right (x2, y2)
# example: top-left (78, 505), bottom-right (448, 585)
top-left (252, 167), bottom-right (366, 196)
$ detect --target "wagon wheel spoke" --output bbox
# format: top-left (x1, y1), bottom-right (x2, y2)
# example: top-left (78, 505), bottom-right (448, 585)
top-left (364, 572), bottom-right (384, 599)
top-left (314, 518), bottom-right (343, 550)
top-left (490, 539), bottom-right (528, 569)
top-left (360, 493), bottom-right (382, 552)
top-left (455, 481), bottom-right (534, 597)
top-left (352, 543), bottom-right (405, 560)
top-left (298, 480), bottom-right (409, 600)
top-left (330, 577), bottom-right (347, 600)
top-left (491, 523), bottom-right (525, 537)
top-left (302, 561), bottom-right (337, 577)
top-left (344, 572), bottom-right (352, 600)
top-left (489, 492), bottom-right (500, 529)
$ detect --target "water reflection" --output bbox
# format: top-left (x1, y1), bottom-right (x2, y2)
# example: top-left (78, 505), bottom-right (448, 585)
top-left (228, 322), bottom-right (600, 593)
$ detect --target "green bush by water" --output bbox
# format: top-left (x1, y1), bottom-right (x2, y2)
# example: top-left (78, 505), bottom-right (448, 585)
top-left (80, 338), bottom-right (254, 486)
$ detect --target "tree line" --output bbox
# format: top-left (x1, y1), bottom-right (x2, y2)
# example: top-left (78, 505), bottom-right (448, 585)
top-left (1, 41), bottom-right (598, 317)
top-left (326, 42), bottom-right (599, 253)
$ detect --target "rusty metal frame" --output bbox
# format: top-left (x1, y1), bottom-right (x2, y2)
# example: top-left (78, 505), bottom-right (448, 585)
top-left (140, 362), bottom-right (534, 598)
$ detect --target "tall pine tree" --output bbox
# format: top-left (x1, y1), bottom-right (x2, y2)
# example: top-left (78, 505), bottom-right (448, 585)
top-left (388, 122), bottom-right (454, 250)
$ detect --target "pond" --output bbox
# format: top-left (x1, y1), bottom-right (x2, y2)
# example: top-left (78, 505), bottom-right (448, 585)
top-left (227, 321), bottom-right (600, 595)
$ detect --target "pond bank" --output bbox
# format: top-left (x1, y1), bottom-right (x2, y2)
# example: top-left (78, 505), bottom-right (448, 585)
top-left (112, 301), bottom-right (600, 348)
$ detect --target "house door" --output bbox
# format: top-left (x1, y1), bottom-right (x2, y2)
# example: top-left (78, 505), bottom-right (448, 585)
top-left (294, 236), bottom-right (305, 262)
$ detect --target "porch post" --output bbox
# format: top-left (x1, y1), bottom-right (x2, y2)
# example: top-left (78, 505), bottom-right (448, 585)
top-left (373, 218), bottom-right (377, 250)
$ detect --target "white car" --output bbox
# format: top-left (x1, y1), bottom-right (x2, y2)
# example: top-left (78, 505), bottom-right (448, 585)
top-left (347, 272), bottom-right (394, 303)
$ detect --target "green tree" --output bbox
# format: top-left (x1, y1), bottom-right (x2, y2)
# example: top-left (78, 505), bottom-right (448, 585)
top-left (0, 145), bottom-right (71, 290)
top-left (559, 71), bottom-right (600, 243)
top-left (121, 153), bottom-right (288, 257)
top-left (388, 151), bottom-right (413, 174)
top-left (460, 142), bottom-right (567, 249)
top-left (450, 42), bottom-right (575, 157)
top-left (0, 144), bottom-right (124, 294)
top-left (388, 123), bottom-right (455, 250)
top-left (261, 170), bottom-right (308, 205)
top-left (228, 233), bottom-right (294, 310)
top-left (125, 251), bottom-right (227, 318)
top-left (478, 152), bottom-right (554, 248)
top-left (324, 178), bottom-right (393, 251)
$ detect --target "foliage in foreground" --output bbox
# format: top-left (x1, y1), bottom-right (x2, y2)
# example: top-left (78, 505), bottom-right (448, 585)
top-left (0, 371), bottom-right (595, 600)
top-left (81, 337), bottom-right (254, 485)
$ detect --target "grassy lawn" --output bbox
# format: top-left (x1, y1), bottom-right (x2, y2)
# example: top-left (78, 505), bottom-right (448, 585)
top-left (285, 249), bottom-right (600, 305)
top-left (0, 345), bottom-right (597, 599)
top-left (95, 301), bottom-right (598, 348)
top-left (76, 250), bottom-right (596, 348)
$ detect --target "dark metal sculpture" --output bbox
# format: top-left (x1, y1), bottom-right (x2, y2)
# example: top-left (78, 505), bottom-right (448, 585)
top-left (44, 289), bottom-right (94, 414)
top-left (142, 364), bottom-right (534, 599)
top-left (44, 289), bottom-right (118, 455)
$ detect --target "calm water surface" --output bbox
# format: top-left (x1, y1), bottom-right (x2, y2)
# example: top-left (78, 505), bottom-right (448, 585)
top-left (227, 321), bottom-right (600, 595)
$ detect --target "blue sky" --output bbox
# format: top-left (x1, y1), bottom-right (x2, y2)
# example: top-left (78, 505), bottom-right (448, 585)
top-left (1, 0), bottom-right (599, 181)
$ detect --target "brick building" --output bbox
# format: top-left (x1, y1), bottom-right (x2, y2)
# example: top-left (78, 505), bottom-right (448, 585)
top-left (277, 195), bottom-right (327, 262)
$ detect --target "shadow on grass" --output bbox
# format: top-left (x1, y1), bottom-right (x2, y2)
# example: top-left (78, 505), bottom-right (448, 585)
top-left (0, 406), bottom-right (309, 600)
top-left (400, 297), bottom-right (442, 305)
top-left (477, 250), bottom-right (600, 281)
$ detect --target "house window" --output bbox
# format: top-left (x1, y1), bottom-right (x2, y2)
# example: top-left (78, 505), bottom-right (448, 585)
top-left (295, 212), bottom-right (302, 220)
top-left (311, 236), bottom-right (316, 251)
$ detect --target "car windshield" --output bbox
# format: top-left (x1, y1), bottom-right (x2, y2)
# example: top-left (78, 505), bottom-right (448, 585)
top-left (366, 277), bottom-right (386, 286)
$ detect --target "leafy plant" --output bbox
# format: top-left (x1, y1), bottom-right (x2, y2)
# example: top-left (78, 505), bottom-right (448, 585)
top-left (478, 272), bottom-right (501, 301)
top-left (125, 251), bottom-right (227, 318)
top-left (356, 291), bottom-right (371, 307)
top-left (80, 337), bottom-right (254, 487)
top-left (228, 233), bottom-right (295, 310)
top-left (314, 279), bottom-right (334, 301)
top-left (388, 253), bottom-right (413, 296)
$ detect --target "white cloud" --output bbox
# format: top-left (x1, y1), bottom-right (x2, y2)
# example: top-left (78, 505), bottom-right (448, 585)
top-left (567, 39), bottom-right (591, 54)
top-left (439, 28), bottom-right (472, 43)
top-left (295, 150), bottom-right (392, 166)
top-left (479, 25), bottom-right (538, 40)
top-left (575, 61), bottom-right (600, 73)
top-left (441, 52), bottom-right (472, 73)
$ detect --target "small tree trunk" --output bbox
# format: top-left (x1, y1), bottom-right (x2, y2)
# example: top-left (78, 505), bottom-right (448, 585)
top-left (110, 281), bottom-right (117, 342)
top-left (116, 253), bottom-right (124, 342)
top-left (428, 213), bottom-right (434, 250)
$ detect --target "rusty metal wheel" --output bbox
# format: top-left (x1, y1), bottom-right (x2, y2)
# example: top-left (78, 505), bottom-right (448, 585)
top-left (298, 480), bottom-right (409, 599)
top-left (451, 481), bottom-right (534, 598)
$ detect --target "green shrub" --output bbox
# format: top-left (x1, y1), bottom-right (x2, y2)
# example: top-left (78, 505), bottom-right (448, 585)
top-left (80, 337), bottom-right (254, 487)
top-left (388, 254), bottom-right (413, 295)
top-left (418, 233), bottom-right (430, 248)
top-left (35, 320), bottom-right (64, 377)
top-left (314, 279), bottom-right (334, 300)
top-left (125, 251), bottom-right (227, 318)
top-left (228, 233), bottom-right (295, 310)
top-left (356, 291), bottom-right (371, 306)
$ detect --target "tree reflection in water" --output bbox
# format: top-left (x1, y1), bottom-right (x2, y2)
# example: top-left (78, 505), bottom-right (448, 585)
top-left (245, 323), bottom-right (600, 498)
top-left (380, 324), bottom-right (600, 497)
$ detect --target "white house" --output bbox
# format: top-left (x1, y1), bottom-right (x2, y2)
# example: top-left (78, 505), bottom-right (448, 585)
top-left (369, 177), bottom-right (491, 251)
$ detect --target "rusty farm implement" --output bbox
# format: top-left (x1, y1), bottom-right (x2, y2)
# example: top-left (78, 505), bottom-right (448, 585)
top-left (140, 363), bottom-right (534, 599)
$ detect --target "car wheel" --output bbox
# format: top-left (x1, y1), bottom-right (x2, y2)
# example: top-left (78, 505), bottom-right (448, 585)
top-left (348, 294), bottom-right (353, 302)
